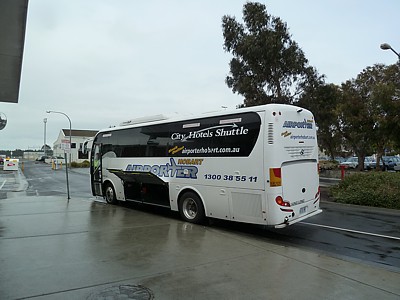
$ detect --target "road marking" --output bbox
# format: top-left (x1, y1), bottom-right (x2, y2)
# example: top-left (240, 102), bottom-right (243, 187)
top-left (300, 222), bottom-right (400, 241)
top-left (0, 180), bottom-right (6, 190)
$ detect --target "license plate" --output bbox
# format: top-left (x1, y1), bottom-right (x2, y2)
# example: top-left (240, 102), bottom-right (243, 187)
top-left (300, 206), bottom-right (307, 214)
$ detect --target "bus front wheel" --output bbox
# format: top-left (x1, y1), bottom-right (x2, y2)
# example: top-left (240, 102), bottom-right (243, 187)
top-left (104, 184), bottom-right (117, 204)
top-left (179, 192), bottom-right (205, 224)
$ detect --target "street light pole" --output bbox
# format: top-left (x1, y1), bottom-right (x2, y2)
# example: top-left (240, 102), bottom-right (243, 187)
top-left (380, 43), bottom-right (400, 61)
top-left (46, 110), bottom-right (71, 200)
top-left (43, 118), bottom-right (47, 157)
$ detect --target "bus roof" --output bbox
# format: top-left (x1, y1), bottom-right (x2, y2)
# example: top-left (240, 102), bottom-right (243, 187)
top-left (98, 103), bottom-right (311, 134)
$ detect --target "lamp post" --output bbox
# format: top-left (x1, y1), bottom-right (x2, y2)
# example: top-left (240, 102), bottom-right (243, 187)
top-left (43, 118), bottom-right (47, 156)
top-left (380, 43), bottom-right (400, 61)
top-left (46, 110), bottom-right (71, 200)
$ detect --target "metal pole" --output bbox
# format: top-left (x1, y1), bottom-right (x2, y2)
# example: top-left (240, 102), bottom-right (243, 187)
top-left (46, 110), bottom-right (71, 200)
top-left (64, 152), bottom-right (70, 200)
top-left (43, 118), bottom-right (47, 157)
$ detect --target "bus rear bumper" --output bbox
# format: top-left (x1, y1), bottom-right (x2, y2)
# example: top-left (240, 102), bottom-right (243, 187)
top-left (274, 209), bottom-right (323, 228)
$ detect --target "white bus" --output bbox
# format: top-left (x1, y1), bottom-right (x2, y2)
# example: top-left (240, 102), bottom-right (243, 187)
top-left (90, 104), bottom-right (322, 228)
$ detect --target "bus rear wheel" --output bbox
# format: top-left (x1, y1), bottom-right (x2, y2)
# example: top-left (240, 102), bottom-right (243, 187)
top-left (104, 184), bottom-right (117, 204)
top-left (179, 192), bottom-right (205, 224)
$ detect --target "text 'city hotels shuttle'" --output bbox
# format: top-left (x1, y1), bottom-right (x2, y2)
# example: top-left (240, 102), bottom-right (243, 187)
top-left (90, 104), bottom-right (322, 227)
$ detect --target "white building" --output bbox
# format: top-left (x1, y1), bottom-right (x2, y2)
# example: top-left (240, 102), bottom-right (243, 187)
top-left (23, 151), bottom-right (43, 161)
top-left (52, 129), bottom-right (98, 163)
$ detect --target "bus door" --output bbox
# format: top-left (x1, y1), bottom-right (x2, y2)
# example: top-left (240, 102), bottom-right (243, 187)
top-left (91, 143), bottom-right (103, 196)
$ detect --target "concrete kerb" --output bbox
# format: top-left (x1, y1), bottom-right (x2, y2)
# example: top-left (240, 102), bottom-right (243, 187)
top-left (14, 168), bottom-right (28, 191)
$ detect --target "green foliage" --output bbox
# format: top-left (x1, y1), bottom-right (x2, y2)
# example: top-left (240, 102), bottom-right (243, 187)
top-left (302, 63), bottom-right (400, 165)
top-left (71, 160), bottom-right (90, 168)
top-left (221, 3), bottom-right (399, 159)
top-left (299, 83), bottom-right (342, 159)
top-left (81, 160), bottom-right (90, 168)
top-left (330, 172), bottom-right (400, 209)
top-left (319, 160), bottom-right (338, 171)
top-left (337, 79), bottom-right (375, 169)
top-left (222, 2), bottom-right (316, 106)
top-left (71, 162), bottom-right (79, 168)
top-left (353, 64), bottom-right (400, 163)
top-left (333, 64), bottom-right (400, 169)
top-left (0, 149), bottom-right (24, 157)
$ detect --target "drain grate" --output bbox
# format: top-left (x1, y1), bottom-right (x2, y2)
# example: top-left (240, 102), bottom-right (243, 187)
top-left (87, 285), bottom-right (154, 300)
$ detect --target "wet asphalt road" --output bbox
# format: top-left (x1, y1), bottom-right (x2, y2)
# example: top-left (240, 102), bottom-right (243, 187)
top-left (23, 160), bottom-right (93, 199)
top-left (16, 161), bottom-right (400, 271)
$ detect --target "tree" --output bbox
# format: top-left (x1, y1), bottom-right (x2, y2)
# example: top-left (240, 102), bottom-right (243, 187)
top-left (222, 2), bottom-right (316, 106)
top-left (354, 63), bottom-right (400, 169)
top-left (301, 63), bottom-right (399, 169)
top-left (338, 80), bottom-right (375, 170)
top-left (299, 80), bottom-right (342, 160)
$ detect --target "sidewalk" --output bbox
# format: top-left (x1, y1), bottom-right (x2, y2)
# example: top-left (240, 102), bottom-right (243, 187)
top-left (1, 169), bottom-right (399, 299)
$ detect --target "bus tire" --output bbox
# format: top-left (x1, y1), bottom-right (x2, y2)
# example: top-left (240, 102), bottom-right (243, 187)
top-left (179, 192), bottom-right (205, 224)
top-left (104, 183), bottom-right (117, 204)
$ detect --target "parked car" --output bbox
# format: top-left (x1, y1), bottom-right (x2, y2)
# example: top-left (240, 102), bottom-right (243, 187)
top-left (382, 156), bottom-right (400, 171)
top-left (339, 157), bottom-right (358, 169)
top-left (36, 155), bottom-right (49, 162)
top-left (334, 157), bottom-right (346, 164)
top-left (369, 156), bottom-right (400, 171)
top-left (53, 156), bottom-right (65, 164)
top-left (364, 156), bottom-right (375, 170)
top-left (45, 156), bottom-right (64, 164)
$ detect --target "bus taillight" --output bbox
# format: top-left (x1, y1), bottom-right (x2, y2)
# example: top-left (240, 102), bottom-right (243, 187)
top-left (269, 168), bottom-right (282, 187)
top-left (275, 196), bottom-right (290, 207)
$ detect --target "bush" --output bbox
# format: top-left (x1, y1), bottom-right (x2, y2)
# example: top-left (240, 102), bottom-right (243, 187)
top-left (81, 160), bottom-right (90, 167)
top-left (71, 161), bottom-right (79, 168)
top-left (71, 160), bottom-right (90, 168)
top-left (330, 172), bottom-right (400, 209)
top-left (319, 160), bottom-right (338, 171)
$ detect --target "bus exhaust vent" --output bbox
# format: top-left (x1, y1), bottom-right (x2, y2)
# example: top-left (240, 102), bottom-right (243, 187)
top-left (267, 123), bottom-right (274, 144)
top-left (284, 146), bottom-right (314, 158)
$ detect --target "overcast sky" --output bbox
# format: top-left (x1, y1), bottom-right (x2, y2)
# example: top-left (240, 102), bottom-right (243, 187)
top-left (1, 0), bottom-right (399, 151)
